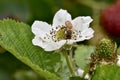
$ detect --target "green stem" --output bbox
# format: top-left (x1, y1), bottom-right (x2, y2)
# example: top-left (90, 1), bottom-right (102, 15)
top-left (63, 50), bottom-right (75, 76)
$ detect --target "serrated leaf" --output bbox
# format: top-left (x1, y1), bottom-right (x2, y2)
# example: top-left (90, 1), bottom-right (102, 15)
top-left (75, 45), bottom-right (95, 69)
top-left (0, 19), bottom-right (61, 80)
top-left (92, 65), bottom-right (120, 80)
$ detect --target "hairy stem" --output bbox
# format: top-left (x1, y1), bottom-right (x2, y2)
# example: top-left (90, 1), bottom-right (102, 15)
top-left (63, 50), bottom-right (75, 76)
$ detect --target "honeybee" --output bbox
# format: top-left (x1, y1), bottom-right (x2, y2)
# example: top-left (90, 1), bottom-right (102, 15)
top-left (64, 21), bottom-right (73, 39)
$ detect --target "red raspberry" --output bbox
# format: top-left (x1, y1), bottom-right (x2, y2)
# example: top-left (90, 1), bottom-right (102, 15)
top-left (101, 0), bottom-right (120, 38)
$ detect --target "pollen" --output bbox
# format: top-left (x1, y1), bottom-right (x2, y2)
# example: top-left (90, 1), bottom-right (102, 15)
top-left (50, 21), bottom-right (83, 42)
top-left (56, 27), bottom-right (66, 40)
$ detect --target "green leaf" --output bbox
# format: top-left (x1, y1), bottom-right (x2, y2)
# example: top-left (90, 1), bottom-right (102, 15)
top-left (14, 70), bottom-right (45, 80)
top-left (92, 65), bottom-right (120, 80)
top-left (0, 52), bottom-right (43, 80)
top-left (55, 54), bottom-right (70, 80)
top-left (0, 47), bottom-right (6, 53)
top-left (75, 45), bottom-right (95, 69)
top-left (117, 47), bottom-right (120, 55)
top-left (0, 69), bottom-right (11, 80)
top-left (0, 19), bottom-right (61, 80)
top-left (70, 76), bottom-right (83, 80)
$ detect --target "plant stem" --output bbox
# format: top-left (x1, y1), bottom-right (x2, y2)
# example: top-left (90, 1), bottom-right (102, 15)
top-left (63, 50), bottom-right (75, 76)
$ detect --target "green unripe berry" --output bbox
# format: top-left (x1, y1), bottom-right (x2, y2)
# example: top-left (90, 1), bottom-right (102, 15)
top-left (97, 38), bottom-right (114, 59)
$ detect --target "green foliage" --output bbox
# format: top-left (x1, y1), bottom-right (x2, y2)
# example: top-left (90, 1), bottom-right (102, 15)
top-left (0, 52), bottom-right (30, 72)
top-left (75, 45), bottom-right (95, 69)
top-left (0, 19), bottom-right (61, 80)
top-left (92, 65), bottom-right (120, 80)
top-left (94, 0), bottom-right (115, 3)
top-left (117, 47), bottom-right (120, 55)
top-left (14, 70), bottom-right (44, 80)
top-left (55, 54), bottom-right (70, 80)
top-left (0, 47), bottom-right (6, 53)
top-left (70, 76), bottom-right (83, 80)
top-left (0, 52), bottom-right (43, 80)
top-left (0, 0), bottom-right (30, 21)
top-left (27, 0), bottom-right (53, 23)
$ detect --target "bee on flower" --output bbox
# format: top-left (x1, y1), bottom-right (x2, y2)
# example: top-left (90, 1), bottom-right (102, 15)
top-left (31, 9), bottom-right (94, 51)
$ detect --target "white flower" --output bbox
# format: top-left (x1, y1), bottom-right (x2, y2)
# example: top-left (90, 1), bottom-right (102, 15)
top-left (32, 9), bottom-right (94, 51)
top-left (76, 68), bottom-right (89, 79)
top-left (117, 55), bottom-right (120, 66)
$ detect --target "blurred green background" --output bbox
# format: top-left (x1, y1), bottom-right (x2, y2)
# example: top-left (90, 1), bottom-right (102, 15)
top-left (0, 0), bottom-right (115, 80)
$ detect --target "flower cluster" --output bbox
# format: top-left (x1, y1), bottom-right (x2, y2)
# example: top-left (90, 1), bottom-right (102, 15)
top-left (32, 9), bottom-right (94, 51)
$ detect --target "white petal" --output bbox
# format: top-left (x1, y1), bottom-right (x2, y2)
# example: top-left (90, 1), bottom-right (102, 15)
top-left (32, 21), bottom-right (52, 41)
top-left (32, 36), bottom-right (66, 51)
top-left (75, 37), bottom-right (87, 42)
top-left (76, 68), bottom-right (84, 77)
top-left (72, 16), bottom-right (93, 31)
top-left (43, 40), bottom-right (66, 51)
top-left (81, 28), bottom-right (94, 40)
top-left (32, 36), bottom-right (46, 49)
top-left (84, 74), bottom-right (90, 79)
top-left (32, 21), bottom-right (51, 35)
top-left (117, 55), bottom-right (120, 66)
top-left (66, 40), bottom-right (76, 44)
top-left (76, 68), bottom-right (89, 79)
top-left (73, 28), bottom-right (94, 42)
top-left (53, 9), bottom-right (72, 27)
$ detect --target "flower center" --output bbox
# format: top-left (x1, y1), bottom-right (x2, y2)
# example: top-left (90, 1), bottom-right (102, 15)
top-left (56, 21), bottom-right (73, 40)
top-left (50, 21), bottom-right (81, 42)
top-left (56, 27), bottom-right (66, 40)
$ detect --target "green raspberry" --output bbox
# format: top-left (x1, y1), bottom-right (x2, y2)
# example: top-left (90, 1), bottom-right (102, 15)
top-left (97, 38), bottom-right (114, 59)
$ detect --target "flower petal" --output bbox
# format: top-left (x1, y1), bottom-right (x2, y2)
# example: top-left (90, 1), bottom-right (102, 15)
top-left (81, 28), bottom-right (94, 40)
top-left (32, 36), bottom-right (46, 49)
top-left (31, 9), bottom-right (94, 51)
top-left (32, 21), bottom-right (52, 41)
top-left (53, 9), bottom-right (72, 27)
top-left (67, 40), bottom-right (76, 44)
top-left (73, 28), bottom-right (94, 42)
top-left (76, 68), bottom-right (89, 79)
top-left (72, 16), bottom-right (93, 31)
top-left (43, 40), bottom-right (66, 51)
top-left (117, 55), bottom-right (120, 66)
top-left (32, 36), bottom-right (66, 51)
